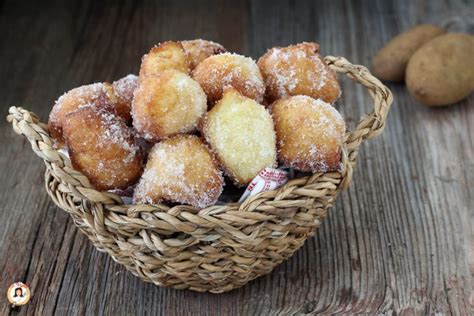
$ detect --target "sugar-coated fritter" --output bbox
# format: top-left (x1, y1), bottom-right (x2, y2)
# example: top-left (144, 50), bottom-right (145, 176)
top-left (112, 74), bottom-right (138, 122)
top-left (63, 105), bottom-right (143, 191)
top-left (257, 42), bottom-right (341, 104)
top-left (272, 95), bottom-right (345, 172)
top-left (201, 88), bottom-right (276, 185)
top-left (181, 39), bottom-right (226, 70)
top-left (192, 53), bottom-right (265, 104)
top-left (132, 69), bottom-right (207, 142)
top-left (133, 135), bottom-right (224, 208)
top-left (48, 82), bottom-right (130, 148)
top-left (139, 41), bottom-right (190, 77)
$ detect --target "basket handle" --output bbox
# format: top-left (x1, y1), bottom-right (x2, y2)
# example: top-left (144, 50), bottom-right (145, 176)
top-left (324, 56), bottom-right (393, 188)
top-left (6, 107), bottom-right (122, 205)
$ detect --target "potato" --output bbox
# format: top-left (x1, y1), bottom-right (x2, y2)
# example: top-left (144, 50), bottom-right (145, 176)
top-left (406, 33), bottom-right (474, 106)
top-left (372, 24), bottom-right (444, 82)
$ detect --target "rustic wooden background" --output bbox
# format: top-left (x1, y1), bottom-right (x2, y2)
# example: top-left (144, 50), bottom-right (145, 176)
top-left (1, 0), bottom-right (473, 314)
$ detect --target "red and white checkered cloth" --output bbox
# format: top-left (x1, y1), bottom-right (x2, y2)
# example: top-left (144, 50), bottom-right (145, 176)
top-left (238, 167), bottom-right (289, 203)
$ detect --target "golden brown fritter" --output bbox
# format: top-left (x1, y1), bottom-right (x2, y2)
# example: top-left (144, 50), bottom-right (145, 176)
top-left (272, 95), bottom-right (345, 172)
top-left (63, 105), bottom-right (143, 191)
top-left (257, 42), bottom-right (341, 104)
top-left (48, 82), bottom-right (131, 148)
top-left (133, 135), bottom-right (224, 207)
top-left (139, 41), bottom-right (190, 77)
top-left (112, 74), bottom-right (138, 123)
top-left (181, 39), bottom-right (226, 70)
top-left (201, 88), bottom-right (276, 185)
top-left (132, 69), bottom-right (207, 142)
top-left (192, 53), bottom-right (265, 105)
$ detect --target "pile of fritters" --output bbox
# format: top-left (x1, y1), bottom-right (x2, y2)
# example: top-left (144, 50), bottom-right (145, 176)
top-left (48, 40), bottom-right (346, 207)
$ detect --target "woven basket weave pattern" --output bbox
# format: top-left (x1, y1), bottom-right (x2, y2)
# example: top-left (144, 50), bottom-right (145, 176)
top-left (7, 56), bottom-right (392, 293)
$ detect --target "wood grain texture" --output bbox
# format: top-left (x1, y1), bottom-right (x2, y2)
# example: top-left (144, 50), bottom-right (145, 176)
top-left (0, 0), bottom-right (472, 314)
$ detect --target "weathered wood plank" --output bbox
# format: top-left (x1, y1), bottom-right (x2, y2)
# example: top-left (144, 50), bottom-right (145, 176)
top-left (0, 0), bottom-right (472, 315)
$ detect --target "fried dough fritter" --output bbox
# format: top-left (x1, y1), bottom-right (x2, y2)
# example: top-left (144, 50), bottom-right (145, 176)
top-left (272, 95), bottom-right (345, 172)
top-left (192, 53), bottom-right (265, 105)
top-left (139, 41), bottom-right (190, 76)
top-left (201, 88), bottom-right (276, 185)
top-left (112, 74), bottom-right (138, 122)
top-left (181, 39), bottom-right (226, 70)
top-left (133, 134), bottom-right (224, 208)
top-left (48, 82), bottom-right (132, 148)
top-left (63, 105), bottom-right (143, 191)
top-left (257, 42), bottom-right (341, 104)
top-left (132, 69), bottom-right (207, 142)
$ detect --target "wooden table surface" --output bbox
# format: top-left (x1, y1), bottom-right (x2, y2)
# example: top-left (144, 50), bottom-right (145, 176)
top-left (1, 0), bottom-right (473, 314)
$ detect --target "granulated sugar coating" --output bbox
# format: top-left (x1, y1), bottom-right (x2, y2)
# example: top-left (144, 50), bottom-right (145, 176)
top-left (192, 52), bottom-right (265, 104)
top-left (132, 69), bottom-right (207, 142)
top-left (257, 42), bottom-right (341, 104)
top-left (49, 81), bottom-right (135, 147)
top-left (181, 39), bottom-right (226, 70)
top-left (63, 105), bottom-right (143, 191)
top-left (202, 88), bottom-right (277, 185)
top-left (48, 82), bottom-right (110, 148)
top-left (272, 95), bottom-right (345, 172)
top-left (133, 135), bottom-right (224, 208)
top-left (113, 74), bottom-right (138, 109)
top-left (139, 41), bottom-right (190, 77)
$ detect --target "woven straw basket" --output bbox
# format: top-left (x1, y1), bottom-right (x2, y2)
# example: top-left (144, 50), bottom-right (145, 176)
top-left (7, 56), bottom-right (392, 293)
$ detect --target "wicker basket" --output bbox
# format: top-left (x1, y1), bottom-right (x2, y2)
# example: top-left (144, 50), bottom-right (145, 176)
top-left (7, 56), bottom-right (392, 293)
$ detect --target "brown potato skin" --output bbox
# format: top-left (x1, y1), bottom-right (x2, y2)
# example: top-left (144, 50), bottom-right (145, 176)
top-left (372, 24), bottom-right (444, 82)
top-left (63, 105), bottom-right (143, 191)
top-left (139, 41), bottom-right (190, 76)
top-left (133, 135), bottom-right (224, 207)
top-left (272, 95), bottom-right (345, 172)
top-left (192, 53), bottom-right (265, 105)
top-left (406, 33), bottom-right (474, 106)
top-left (132, 70), bottom-right (207, 142)
top-left (182, 39), bottom-right (226, 70)
top-left (257, 42), bottom-right (340, 104)
top-left (48, 82), bottom-right (131, 148)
